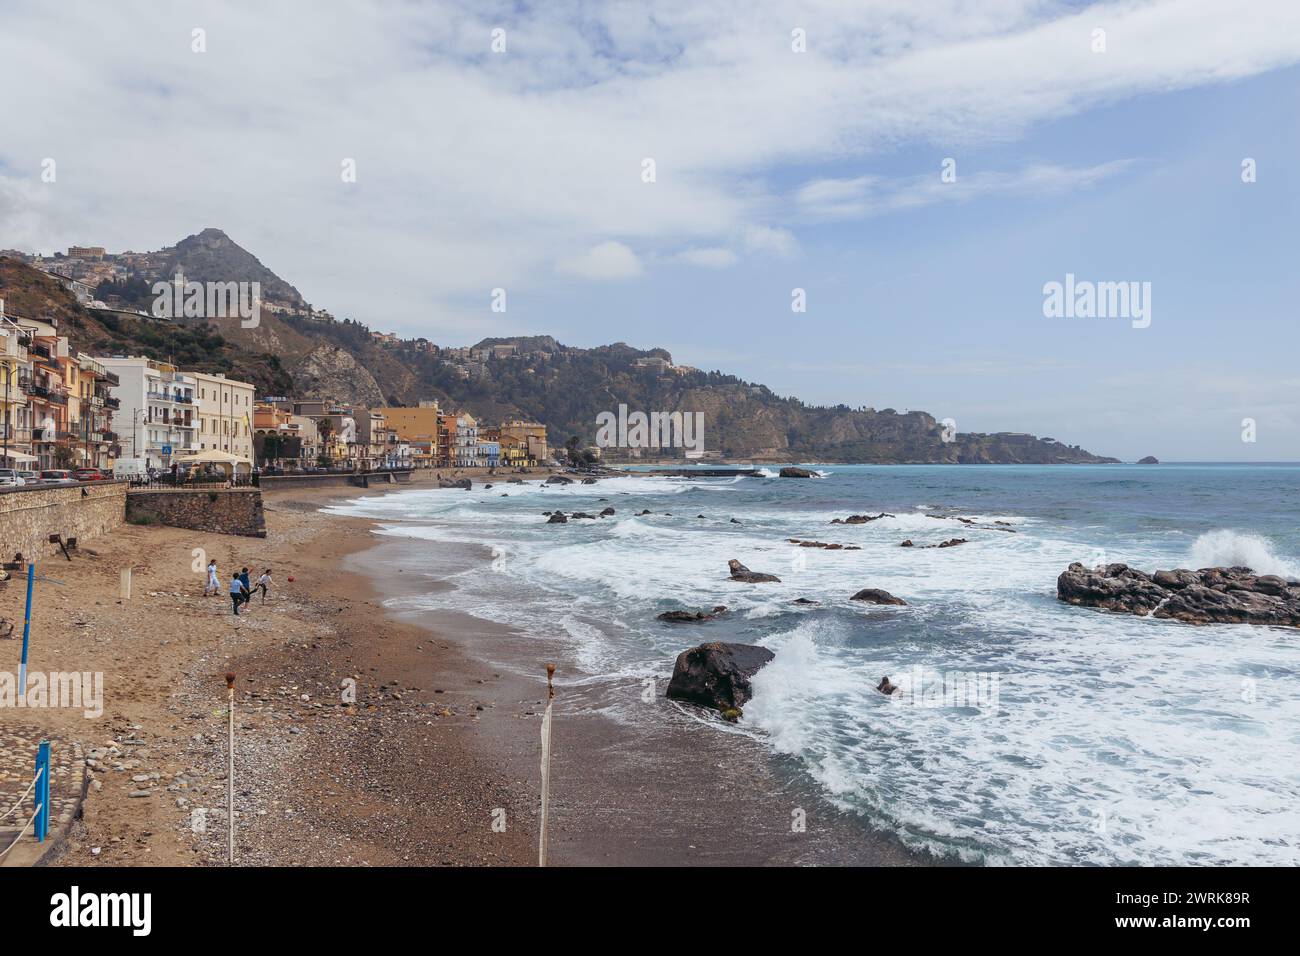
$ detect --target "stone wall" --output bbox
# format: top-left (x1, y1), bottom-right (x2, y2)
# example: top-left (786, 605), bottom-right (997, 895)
top-left (259, 470), bottom-right (414, 491)
top-left (125, 488), bottom-right (266, 538)
top-left (0, 481), bottom-right (127, 562)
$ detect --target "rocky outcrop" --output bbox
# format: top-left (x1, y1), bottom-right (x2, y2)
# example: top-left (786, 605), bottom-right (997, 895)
top-left (727, 558), bottom-right (781, 583)
top-left (599, 507), bottom-right (615, 516)
top-left (657, 606), bottom-right (729, 623)
top-left (665, 642), bottom-right (775, 714)
top-left (850, 588), bottom-right (907, 606)
top-left (546, 513), bottom-right (568, 524)
top-left (439, 477), bottom-right (472, 490)
top-left (1056, 562), bottom-right (1300, 627)
top-left (832, 513), bottom-right (894, 524)
top-left (1138, 456), bottom-right (1159, 464)
top-left (779, 466), bottom-right (816, 478)
top-left (787, 539), bottom-right (861, 550)
top-left (294, 344), bottom-right (385, 408)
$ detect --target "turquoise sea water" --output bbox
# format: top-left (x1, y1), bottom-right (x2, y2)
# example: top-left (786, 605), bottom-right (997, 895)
top-left (330, 464), bottom-right (1300, 865)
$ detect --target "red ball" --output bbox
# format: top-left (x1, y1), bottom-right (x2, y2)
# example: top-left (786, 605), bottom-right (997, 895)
top-left (287, 575), bottom-right (295, 582)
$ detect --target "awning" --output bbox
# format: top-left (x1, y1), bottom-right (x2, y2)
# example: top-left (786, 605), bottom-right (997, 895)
top-left (0, 450), bottom-right (38, 463)
top-left (174, 449), bottom-right (252, 465)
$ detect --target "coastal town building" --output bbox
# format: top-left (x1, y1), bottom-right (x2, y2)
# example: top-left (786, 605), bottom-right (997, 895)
top-left (192, 371), bottom-right (256, 461)
top-left (101, 357), bottom-right (199, 470)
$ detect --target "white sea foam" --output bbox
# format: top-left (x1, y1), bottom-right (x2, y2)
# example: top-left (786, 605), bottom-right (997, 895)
top-left (321, 471), bottom-right (1300, 865)
top-left (1188, 529), bottom-right (1299, 578)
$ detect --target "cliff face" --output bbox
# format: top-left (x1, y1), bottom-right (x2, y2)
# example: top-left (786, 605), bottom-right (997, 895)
top-left (0, 244), bottom-right (1117, 463)
top-left (294, 344), bottom-right (385, 407)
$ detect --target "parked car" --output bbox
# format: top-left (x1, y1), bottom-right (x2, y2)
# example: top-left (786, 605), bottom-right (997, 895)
top-left (75, 467), bottom-right (106, 481)
top-left (0, 468), bottom-right (25, 487)
top-left (18, 470), bottom-right (41, 484)
top-left (40, 469), bottom-right (78, 485)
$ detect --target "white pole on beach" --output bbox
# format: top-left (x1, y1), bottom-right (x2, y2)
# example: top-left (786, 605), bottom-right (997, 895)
top-left (226, 671), bottom-right (236, 865)
top-left (539, 663), bottom-right (555, 867)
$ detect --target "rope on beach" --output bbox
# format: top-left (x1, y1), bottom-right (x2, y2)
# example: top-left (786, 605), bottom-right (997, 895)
top-left (0, 802), bottom-right (42, 861)
top-left (0, 764), bottom-right (42, 822)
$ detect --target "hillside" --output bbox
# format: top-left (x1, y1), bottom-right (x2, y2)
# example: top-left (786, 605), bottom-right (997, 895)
top-left (0, 238), bottom-right (1118, 463)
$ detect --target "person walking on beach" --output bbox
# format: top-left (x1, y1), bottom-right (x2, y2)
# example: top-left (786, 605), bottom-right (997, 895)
top-left (229, 571), bottom-right (246, 615)
top-left (239, 567), bottom-right (252, 609)
top-left (253, 568), bottom-right (272, 604)
top-left (204, 558), bottom-right (220, 596)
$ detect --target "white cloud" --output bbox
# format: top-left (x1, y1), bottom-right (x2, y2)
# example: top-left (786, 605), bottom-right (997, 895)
top-left (794, 161), bottom-right (1135, 221)
top-left (0, 0), bottom-right (1297, 335)
top-left (557, 241), bottom-right (642, 280)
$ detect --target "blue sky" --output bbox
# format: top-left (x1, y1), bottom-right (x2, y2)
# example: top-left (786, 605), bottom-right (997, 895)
top-left (2, 0), bottom-right (1298, 460)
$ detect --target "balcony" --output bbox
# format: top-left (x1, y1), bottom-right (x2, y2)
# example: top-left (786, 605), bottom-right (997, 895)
top-left (105, 396), bottom-right (121, 409)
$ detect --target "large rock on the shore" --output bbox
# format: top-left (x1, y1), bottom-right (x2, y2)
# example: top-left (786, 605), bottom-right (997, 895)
top-left (546, 475), bottom-right (573, 485)
top-left (728, 558), bottom-right (781, 583)
top-left (1138, 456), bottom-right (1159, 464)
top-left (779, 466), bottom-right (816, 478)
top-left (665, 641), bottom-right (775, 713)
top-left (1056, 562), bottom-right (1300, 627)
top-left (850, 588), bottom-right (907, 606)
top-left (439, 477), bottom-right (472, 490)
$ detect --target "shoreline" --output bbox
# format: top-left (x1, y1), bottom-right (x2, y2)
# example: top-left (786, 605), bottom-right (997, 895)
top-left (5, 470), bottom-right (925, 867)
top-left (339, 486), bottom-right (926, 866)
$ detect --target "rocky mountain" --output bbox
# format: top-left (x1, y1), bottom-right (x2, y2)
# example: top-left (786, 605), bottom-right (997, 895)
top-left (0, 238), bottom-right (1118, 463)
top-left (153, 228), bottom-right (306, 307)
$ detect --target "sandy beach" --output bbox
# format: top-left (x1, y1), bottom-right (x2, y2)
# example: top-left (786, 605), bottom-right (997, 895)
top-left (2, 473), bottom-right (919, 867)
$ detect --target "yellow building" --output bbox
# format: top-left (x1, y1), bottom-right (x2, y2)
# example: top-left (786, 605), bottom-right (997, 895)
top-left (192, 370), bottom-right (256, 461)
top-left (499, 419), bottom-right (549, 463)
top-left (374, 402), bottom-right (440, 442)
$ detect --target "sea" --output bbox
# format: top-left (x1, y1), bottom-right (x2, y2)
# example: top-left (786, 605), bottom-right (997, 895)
top-left (326, 463), bottom-right (1300, 866)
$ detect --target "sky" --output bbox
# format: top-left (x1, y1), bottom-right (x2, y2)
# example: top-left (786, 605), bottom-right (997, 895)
top-left (1, 0), bottom-right (1298, 460)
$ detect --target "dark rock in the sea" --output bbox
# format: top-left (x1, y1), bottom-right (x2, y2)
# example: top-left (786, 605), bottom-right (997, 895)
top-left (1138, 456), bottom-right (1159, 464)
top-left (876, 676), bottom-right (899, 696)
top-left (637, 509), bottom-right (652, 516)
top-left (791, 598), bottom-right (820, 606)
top-left (1056, 562), bottom-right (1300, 627)
top-left (833, 512), bottom-right (894, 524)
top-left (546, 475), bottom-right (573, 485)
top-left (657, 605), bottom-right (729, 623)
top-left (850, 588), bottom-right (907, 606)
top-left (599, 507), bottom-right (615, 516)
top-left (730, 518), bottom-right (742, 524)
top-left (697, 514), bottom-right (707, 518)
top-left (570, 512), bottom-right (597, 519)
top-left (546, 513), bottom-right (568, 524)
top-left (484, 483), bottom-right (493, 489)
top-left (899, 539), bottom-right (914, 547)
top-left (582, 477), bottom-right (598, 484)
top-left (779, 466), bottom-right (816, 478)
top-left (935, 538), bottom-right (968, 549)
top-left (508, 478), bottom-right (523, 484)
top-left (665, 641), bottom-right (775, 713)
top-left (788, 539), bottom-right (859, 551)
top-left (727, 558), bottom-right (781, 583)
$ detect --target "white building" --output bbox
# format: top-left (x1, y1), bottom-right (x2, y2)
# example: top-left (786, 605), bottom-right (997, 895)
top-left (101, 357), bottom-right (199, 469)
top-left (453, 412), bottom-right (478, 467)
